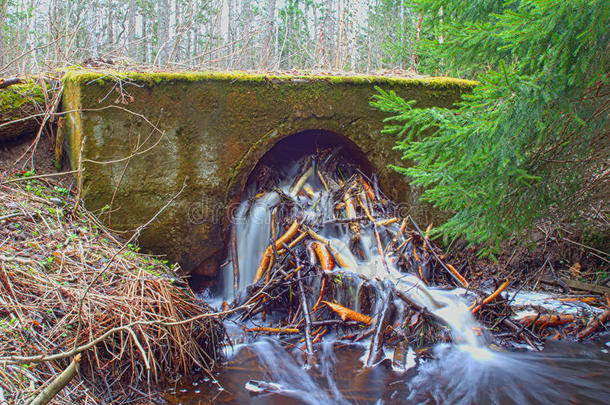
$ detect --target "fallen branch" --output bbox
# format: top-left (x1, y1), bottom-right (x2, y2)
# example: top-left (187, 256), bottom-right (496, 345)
top-left (472, 278), bottom-right (510, 314)
top-left (29, 354), bottom-right (81, 405)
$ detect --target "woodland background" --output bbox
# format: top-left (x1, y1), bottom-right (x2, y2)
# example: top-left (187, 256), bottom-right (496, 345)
top-left (0, 0), bottom-right (441, 75)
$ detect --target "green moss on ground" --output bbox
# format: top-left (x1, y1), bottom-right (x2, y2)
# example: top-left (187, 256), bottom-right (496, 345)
top-left (0, 82), bottom-right (45, 113)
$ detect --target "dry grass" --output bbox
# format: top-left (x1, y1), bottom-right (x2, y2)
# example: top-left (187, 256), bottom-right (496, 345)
top-left (0, 174), bottom-right (225, 404)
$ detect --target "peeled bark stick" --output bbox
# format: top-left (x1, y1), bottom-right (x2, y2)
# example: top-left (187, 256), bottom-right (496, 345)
top-left (312, 242), bottom-right (335, 270)
top-left (519, 313), bottom-right (575, 329)
top-left (472, 278), bottom-right (510, 314)
top-left (30, 354), bottom-right (81, 405)
top-left (289, 164), bottom-right (314, 197)
top-left (296, 267), bottom-right (314, 365)
top-left (387, 218), bottom-right (408, 253)
top-left (358, 193), bottom-right (376, 223)
top-left (254, 221), bottom-right (299, 282)
top-left (312, 278), bottom-right (327, 312)
top-left (306, 228), bottom-right (354, 268)
top-left (317, 167), bottom-right (330, 192)
top-left (375, 218), bottom-right (399, 227)
top-left (343, 189), bottom-right (360, 239)
top-left (322, 301), bottom-right (373, 325)
top-left (247, 327), bottom-right (300, 334)
top-left (361, 177), bottom-right (376, 201)
top-left (445, 264), bottom-right (469, 289)
top-left (254, 251), bottom-right (272, 283)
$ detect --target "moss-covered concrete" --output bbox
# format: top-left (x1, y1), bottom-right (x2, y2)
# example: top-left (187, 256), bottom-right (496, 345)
top-left (0, 82), bottom-right (46, 141)
top-left (62, 69), bottom-right (475, 276)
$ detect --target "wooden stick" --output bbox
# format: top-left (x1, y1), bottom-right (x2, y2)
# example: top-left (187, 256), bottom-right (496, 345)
top-left (519, 313), bottom-right (575, 329)
top-left (290, 164), bottom-right (314, 197)
top-left (254, 220), bottom-right (299, 282)
top-left (230, 225), bottom-right (240, 292)
top-left (296, 267), bottom-right (314, 365)
top-left (366, 288), bottom-right (391, 367)
top-left (312, 278), bottom-right (326, 312)
top-left (322, 301), bottom-right (372, 325)
top-left (445, 263), bottom-right (469, 289)
top-left (578, 296), bottom-right (610, 339)
top-left (312, 242), bottom-right (335, 270)
top-left (247, 327), bottom-right (300, 334)
top-left (30, 354), bottom-right (81, 405)
top-left (472, 278), bottom-right (510, 314)
top-left (408, 216), bottom-right (469, 289)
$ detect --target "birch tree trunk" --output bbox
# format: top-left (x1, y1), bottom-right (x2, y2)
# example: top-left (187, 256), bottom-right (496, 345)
top-left (127, 0), bottom-right (136, 58)
top-left (157, 0), bottom-right (170, 66)
top-left (260, 0), bottom-right (276, 70)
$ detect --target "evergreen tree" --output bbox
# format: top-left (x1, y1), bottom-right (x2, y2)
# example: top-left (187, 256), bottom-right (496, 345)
top-left (372, 0), bottom-right (609, 254)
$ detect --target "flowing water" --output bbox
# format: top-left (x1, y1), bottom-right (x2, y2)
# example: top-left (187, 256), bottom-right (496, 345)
top-left (168, 150), bottom-right (610, 404)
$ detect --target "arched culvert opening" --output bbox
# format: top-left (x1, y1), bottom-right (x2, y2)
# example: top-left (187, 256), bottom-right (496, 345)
top-left (220, 129), bottom-right (379, 298)
top-left (242, 129), bottom-right (374, 196)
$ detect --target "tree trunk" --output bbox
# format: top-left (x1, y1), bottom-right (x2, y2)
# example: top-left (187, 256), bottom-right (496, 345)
top-left (128, 0), bottom-right (136, 58)
top-left (323, 0), bottom-right (334, 69)
top-left (260, 0), bottom-right (276, 70)
top-left (158, 0), bottom-right (170, 66)
top-left (106, 0), bottom-right (114, 48)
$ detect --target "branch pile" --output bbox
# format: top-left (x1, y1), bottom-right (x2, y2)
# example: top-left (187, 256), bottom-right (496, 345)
top-left (0, 175), bottom-right (225, 404)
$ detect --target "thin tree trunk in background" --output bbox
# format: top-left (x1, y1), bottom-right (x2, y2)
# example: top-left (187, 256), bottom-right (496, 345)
top-left (226, 0), bottom-right (233, 69)
top-left (106, 0), bottom-right (113, 48)
top-left (347, 0), bottom-right (357, 70)
top-left (261, 0), bottom-right (276, 70)
top-left (128, 0), bottom-right (136, 58)
top-left (158, 0), bottom-right (170, 66)
top-left (169, 0), bottom-right (182, 63)
top-left (323, 0), bottom-right (333, 68)
top-left (141, 15), bottom-right (148, 63)
top-left (239, 0), bottom-right (252, 69)
top-left (0, 1), bottom-right (5, 69)
top-left (412, 13), bottom-right (422, 71)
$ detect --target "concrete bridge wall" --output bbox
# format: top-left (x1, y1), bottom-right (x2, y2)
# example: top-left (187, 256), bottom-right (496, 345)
top-left (62, 70), bottom-right (474, 276)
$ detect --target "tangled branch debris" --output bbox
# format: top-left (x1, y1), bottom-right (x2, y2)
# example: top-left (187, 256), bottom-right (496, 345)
top-left (0, 176), bottom-right (225, 404)
top-left (229, 147), bottom-right (610, 367)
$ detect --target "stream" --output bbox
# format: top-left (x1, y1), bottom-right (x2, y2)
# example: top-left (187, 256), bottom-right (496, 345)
top-left (167, 146), bottom-right (610, 404)
top-left (168, 339), bottom-right (610, 404)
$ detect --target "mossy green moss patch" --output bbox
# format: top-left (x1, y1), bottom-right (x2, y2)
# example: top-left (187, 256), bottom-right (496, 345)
top-left (62, 69), bottom-right (477, 89)
top-left (0, 81), bottom-right (47, 141)
top-left (0, 82), bottom-right (45, 113)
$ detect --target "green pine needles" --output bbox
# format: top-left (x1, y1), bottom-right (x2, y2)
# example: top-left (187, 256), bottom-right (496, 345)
top-left (372, 0), bottom-right (609, 254)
